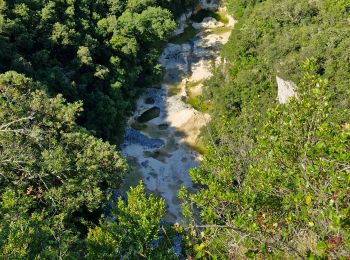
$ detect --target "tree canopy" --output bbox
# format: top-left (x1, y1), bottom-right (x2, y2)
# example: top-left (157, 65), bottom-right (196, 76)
top-left (1, 0), bottom-right (349, 258)
top-left (0, 0), bottom-right (180, 142)
top-left (180, 0), bottom-right (350, 258)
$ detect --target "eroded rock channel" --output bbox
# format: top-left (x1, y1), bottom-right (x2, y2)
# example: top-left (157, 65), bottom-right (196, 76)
top-left (120, 4), bottom-right (235, 222)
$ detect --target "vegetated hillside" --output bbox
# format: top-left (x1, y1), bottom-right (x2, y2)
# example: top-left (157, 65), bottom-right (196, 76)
top-left (0, 0), bottom-right (197, 142)
top-left (180, 0), bottom-right (350, 258)
top-left (0, 0), bottom-right (194, 258)
top-left (1, 0), bottom-right (349, 258)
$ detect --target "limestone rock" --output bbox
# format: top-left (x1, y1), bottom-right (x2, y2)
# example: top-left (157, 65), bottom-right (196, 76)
top-left (172, 11), bottom-right (192, 37)
top-left (192, 17), bottom-right (224, 29)
top-left (276, 76), bottom-right (297, 104)
top-left (159, 43), bottom-right (191, 71)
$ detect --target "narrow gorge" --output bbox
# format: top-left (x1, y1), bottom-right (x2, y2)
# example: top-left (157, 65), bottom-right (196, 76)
top-left (121, 3), bottom-right (236, 222)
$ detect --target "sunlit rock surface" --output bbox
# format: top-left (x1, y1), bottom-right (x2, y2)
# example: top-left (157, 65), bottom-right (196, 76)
top-left (192, 17), bottom-right (225, 29)
top-left (121, 6), bottom-right (236, 223)
top-left (276, 76), bottom-right (297, 104)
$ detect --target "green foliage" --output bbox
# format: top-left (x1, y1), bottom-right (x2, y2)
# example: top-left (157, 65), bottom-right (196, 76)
top-left (180, 0), bottom-right (350, 258)
top-left (0, 71), bottom-right (127, 214)
top-left (0, 0), bottom-right (194, 257)
top-left (210, 0), bottom-right (350, 126)
top-left (0, 71), bottom-right (128, 257)
top-left (0, 0), bottom-right (178, 142)
top-left (157, 0), bottom-right (198, 16)
top-left (126, 0), bottom-right (157, 13)
top-left (3, 0), bottom-right (350, 258)
top-left (0, 190), bottom-right (80, 258)
top-left (182, 61), bottom-right (350, 258)
top-left (86, 182), bottom-right (176, 258)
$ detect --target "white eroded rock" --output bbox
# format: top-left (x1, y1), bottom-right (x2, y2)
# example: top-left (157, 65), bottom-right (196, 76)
top-left (193, 25), bottom-right (233, 54)
top-left (276, 76), bottom-right (297, 104)
top-left (159, 43), bottom-right (191, 72)
top-left (192, 17), bottom-right (224, 29)
top-left (121, 7), bottom-right (236, 223)
top-left (190, 59), bottom-right (213, 81)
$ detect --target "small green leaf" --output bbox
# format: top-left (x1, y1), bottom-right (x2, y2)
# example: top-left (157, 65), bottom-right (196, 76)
top-left (316, 241), bottom-right (327, 251)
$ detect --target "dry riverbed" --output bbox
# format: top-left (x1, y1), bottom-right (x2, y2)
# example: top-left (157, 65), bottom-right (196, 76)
top-left (120, 6), bottom-right (236, 223)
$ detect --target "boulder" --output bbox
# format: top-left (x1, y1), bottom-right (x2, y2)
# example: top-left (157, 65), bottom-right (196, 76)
top-left (276, 76), bottom-right (297, 104)
top-left (137, 107), bottom-right (161, 123)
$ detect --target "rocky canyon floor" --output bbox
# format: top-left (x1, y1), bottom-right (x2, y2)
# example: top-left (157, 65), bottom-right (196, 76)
top-left (120, 7), bottom-right (236, 223)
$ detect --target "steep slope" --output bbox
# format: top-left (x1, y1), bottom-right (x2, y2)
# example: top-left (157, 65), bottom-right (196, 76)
top-left (180, 0), bottom-right (350, 258)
